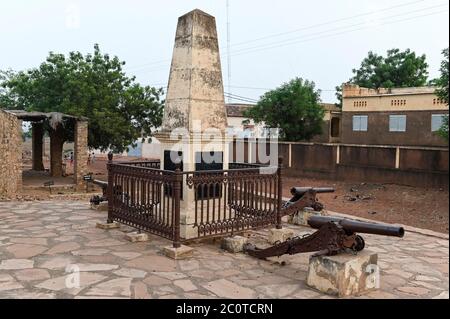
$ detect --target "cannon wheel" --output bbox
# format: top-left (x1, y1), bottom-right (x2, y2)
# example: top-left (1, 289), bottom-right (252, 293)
top-left (353, 235), bottom-right (365, 252)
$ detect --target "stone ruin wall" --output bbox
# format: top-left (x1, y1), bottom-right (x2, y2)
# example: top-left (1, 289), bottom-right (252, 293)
top-left (74, 120), bottom-right (89, 191)
top-left (0, 111), bottom-right (22, 197)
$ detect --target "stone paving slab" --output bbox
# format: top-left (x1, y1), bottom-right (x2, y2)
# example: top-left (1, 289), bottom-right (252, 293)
top-left (0, 201), bottom-right (448, 299)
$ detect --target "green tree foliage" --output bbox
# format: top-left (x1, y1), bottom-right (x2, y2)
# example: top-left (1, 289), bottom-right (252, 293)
top-left (243, 77), bottom-right (324, 141)
top-left (0, 44), bottom-right (164, 152)
top-left (437, 116), bottom-right (449, 141)
top-left (0, 70), bottom-right (19, 108)
top-left (335, 49), bottom-right (429, 106)
top-left (435, 48), bottom-right (449, 141)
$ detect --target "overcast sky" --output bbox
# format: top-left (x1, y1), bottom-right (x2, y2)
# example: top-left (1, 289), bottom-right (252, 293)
top-left (1, 0), bottom-right (448, 103)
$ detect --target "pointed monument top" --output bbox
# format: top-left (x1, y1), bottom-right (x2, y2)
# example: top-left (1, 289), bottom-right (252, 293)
top-left (160, 9), bottom-right (227, 133)
top-left (180, 9), bottom-right (214, 19)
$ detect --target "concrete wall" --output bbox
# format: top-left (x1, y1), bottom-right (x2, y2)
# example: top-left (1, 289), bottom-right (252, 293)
top-left (0, 111), bottom-right (22, 197)
top-left (230, 139), bottom-right (449, 189)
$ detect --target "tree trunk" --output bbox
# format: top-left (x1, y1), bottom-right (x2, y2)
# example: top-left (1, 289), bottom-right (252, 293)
top-left (49, 124), bottom-right (65, 177)
top-left (32, 122), bottom-right (45, 171)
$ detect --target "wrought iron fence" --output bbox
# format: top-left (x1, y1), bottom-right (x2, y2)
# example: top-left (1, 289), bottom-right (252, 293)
top-left (116, 160), bottom-right (161, 169)
top-left (106, 159), bottom-right (282, 247)
top-left (107, 163), bottom-right (180, 242)
top-left (184, 166), bottom-right (280, 239)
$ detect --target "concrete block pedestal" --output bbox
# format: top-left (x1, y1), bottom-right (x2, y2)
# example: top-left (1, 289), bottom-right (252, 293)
top-left (163, 245), bottom-right (194, 260)
top-left (124, 232), bottom-right (149, 243)
top-left (221, 236), bottom-right (248, 253)
top-left (268, 228), bottom-right (295, 244)
top-left (96, 222), bottom-right (120, 230)
top-left (306, 250), bottom-right (379, 297)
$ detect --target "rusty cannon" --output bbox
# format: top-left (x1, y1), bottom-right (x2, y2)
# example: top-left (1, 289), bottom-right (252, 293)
top-left (89, 180), bottom-right (131, 206)
top-left (89, 179), bottom-right (109, 205)
top-left (244, 215), bottom-right (405, 259)
top-left (281, 187), bottom-right (335, 215)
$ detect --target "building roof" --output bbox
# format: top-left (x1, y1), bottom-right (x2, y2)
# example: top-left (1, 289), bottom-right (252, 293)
top-left (226, 104), bottom-right (255, 117)
top-left (2, 110), bottom-right (88, 122)
top-left (321, 103), bottom-right (341, 112)
top-left (343, 84), bottom-right (438, 98)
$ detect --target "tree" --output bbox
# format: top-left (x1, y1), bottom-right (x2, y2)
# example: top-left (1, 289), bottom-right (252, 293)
top-left (335, 49), bottom-right (429, 106)
top-left (435, 48), bottom-right (449, 141)
top-left (0, 44), bottom-right (164, 154)
top-left (0, 70), bottom-right (19, 109)
top-left (243, 78), bottom-right (324, 141)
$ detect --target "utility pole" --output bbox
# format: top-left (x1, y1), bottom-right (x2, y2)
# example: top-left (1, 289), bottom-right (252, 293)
top-left (226, 0), bottom-right (231, 103)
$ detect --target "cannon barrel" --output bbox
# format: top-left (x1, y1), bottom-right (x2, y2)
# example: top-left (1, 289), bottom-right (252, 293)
top-left (92, 179), bottom-right (108, 190)
top-left (308, 215), bottom-right (405, 238)
top-left (290, 187), bottom-right (335, 196)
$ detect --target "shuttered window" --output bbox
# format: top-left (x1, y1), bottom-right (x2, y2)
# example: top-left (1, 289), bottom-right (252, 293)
top-left (352, 115), bottom-right (368, 131)
top-left (389, 115), bottom-right (407, 132)
top-left (432, 114), bottom-right (446, 132)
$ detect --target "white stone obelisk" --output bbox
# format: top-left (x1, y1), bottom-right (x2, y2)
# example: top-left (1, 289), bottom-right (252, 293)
top-left (156, 9), bottom-right (229, 239)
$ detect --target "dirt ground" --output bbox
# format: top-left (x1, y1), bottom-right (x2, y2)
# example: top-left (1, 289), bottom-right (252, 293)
top-left (13, 155), bottom-right (449, 234)
top-left (283, 177), bottom-right (449, 234)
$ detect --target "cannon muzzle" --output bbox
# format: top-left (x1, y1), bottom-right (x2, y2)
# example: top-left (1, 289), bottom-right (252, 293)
top-left (308, 216), bottom-right (405, 238)
top-left (290, 187), bottom-right (335, 197)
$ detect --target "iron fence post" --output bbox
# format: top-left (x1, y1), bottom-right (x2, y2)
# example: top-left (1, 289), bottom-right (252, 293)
top-left (276, 156), bottom-right (283, 229)
top-left (107, 152), bottom-right (114, 224)
top-left (173, 165), bottom-right (182, 248)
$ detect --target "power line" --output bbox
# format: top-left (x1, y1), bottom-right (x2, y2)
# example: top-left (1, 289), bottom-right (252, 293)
top-left (225, 96), bottom-right (258, 104)
top-left (228, 3), bottom-right (449, 57)
top-left (224, 95), bottom-right (258, 103)
top-left (127, 5), bottom-right (448, 74)
top-left (225, 92), bottom-right (259, 102)
top-left (224, 93), bottom-right (258, 103)
top-left (126, 58), bottom-right (171, 71)
top-left (124, 0), bottom-right (440, 71)
top-left (230, 0), bottom-right (428, 47)
top-left (227, 9), bottom-right (449, 58)
top-left (229, 85), bottom-right (272, 91)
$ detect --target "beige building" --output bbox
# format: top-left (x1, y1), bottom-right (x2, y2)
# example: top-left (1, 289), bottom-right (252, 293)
top-left (341, 84), bottom-right (449, 147)
top-left (311, 103), bottom-right (342, 143)
top-left (226, 103), bottom-right (339, 142)
top-left (226, 103), bottom-right (267, 138)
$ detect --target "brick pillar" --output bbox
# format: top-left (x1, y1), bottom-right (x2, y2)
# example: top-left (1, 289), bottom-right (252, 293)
top-left (32, 122), bottom-right (45, 171)
top-left (74, 120), bottom-right (88, 190)
top-left (17, 119), bottom-right (23, 192)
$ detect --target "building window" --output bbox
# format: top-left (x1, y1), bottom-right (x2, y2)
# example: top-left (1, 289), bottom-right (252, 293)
top-left (432, 114), bottom-right (447, 132)
top-left (389, 115), bottom-right (407, 132)
top-left (352, 115), bottom-right (368, 132)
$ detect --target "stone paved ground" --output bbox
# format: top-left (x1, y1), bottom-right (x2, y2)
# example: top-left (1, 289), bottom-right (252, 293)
top-left (0, 201), bottom-right (448, 299)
